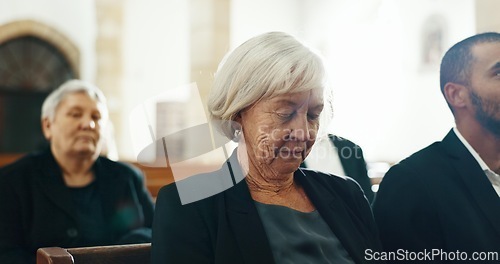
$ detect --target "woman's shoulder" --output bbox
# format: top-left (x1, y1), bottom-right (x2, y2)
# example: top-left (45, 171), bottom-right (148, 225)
top-left (96, 156), bottom-right (143, 177)
top-left (0, 151), bottom-right (45, 178)
top-left (298, 168), bottom-right (365, 198)
top-left (0, 151), bottom-right (50, 194)
top-left (156, 170), bottom-right (224, 207)
top-left (154, 177), bottom-right (223, 231)
top-left (300, 168), bottom-right (359, 186)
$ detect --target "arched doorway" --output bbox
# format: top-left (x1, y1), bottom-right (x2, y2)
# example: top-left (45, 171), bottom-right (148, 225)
top-left (0, 21), bottom-right (79, 153)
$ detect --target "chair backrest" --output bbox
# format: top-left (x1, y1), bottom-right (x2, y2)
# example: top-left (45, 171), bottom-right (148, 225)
top-left (36, 243), bottom-right (151, 264)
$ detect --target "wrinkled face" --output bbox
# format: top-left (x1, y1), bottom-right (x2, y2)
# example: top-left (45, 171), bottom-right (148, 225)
top-left (43, 92), bottom-right (107, 159)
top-left (468, 42), bottom-right (500, 137)
top-left (238, 88), bottom-right (324, 175)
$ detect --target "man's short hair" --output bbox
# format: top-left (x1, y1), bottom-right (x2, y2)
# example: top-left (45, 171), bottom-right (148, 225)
top-left (440, 32), bottom-right (500, 94)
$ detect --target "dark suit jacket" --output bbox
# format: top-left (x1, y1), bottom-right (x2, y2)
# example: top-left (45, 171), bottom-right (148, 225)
top-left (373, 129), bottom-right (500, 263)
top-left (152, 150), bottom-right (382, 264)
top-left (302, 135), bottom-right (374, 202)
top-left (0, 149), bottom-right (155, 264)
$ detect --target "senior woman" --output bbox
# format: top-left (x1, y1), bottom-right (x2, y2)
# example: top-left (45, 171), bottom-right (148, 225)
top-left (0, 80), bottom-right (154, 264)
top-left (152, 32), bottom-right (382, 264)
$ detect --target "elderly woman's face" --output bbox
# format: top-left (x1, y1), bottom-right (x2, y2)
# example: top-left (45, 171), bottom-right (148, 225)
top-left (43, 92), bottom-right (107, 159)
top-left (238, 88), bottom-right (324, 175)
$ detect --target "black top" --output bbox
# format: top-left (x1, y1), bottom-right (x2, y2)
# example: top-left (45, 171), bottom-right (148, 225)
top-left (255, 202), bottom-right (355, 264)
top-left (69, 181), bottom-right (107, 245)
top-left (0, 148), bottom-right (155, 264)
top-left (152, 148), bottom-right (383, 264)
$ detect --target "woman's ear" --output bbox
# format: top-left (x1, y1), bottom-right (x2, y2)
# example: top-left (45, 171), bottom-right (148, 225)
top-left (443, 82), bottom-right (468, 110)
top-left (41, 118), bottom-right (52, 140)
top-left (233, 111), bottom-right (242, 123)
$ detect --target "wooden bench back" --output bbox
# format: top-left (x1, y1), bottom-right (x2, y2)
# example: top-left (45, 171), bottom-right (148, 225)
top-left (0, 154), bottom-right (219, 198)
top-left (36, 243), bottom-right (151, 264)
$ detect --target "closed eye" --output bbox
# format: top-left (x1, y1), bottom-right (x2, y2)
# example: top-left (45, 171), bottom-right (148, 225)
top-left (307, 113), bottom-right (320, 121)
top-left (92, 114), bottom-right (101, 121)
top-left (68, 111), bottom-right (82, 118)
top-left (276, 111), bottom-right (295, 120)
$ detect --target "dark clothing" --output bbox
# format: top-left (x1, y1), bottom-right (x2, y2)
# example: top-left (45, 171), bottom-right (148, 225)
top-left (152, 150), bottom-right (382, 264)
top-left (69, 182), bottom-right (107, 244)
top-left (330, 135), bottom-right (374, 202)
top-left (373, 129), bottom-right (500, 263)
top-left (0, 149), bottom-right (155, 264)
top-left (302, 135), bottom-right (374, 202)
top-left (255, 202), bottom-right (355, 264)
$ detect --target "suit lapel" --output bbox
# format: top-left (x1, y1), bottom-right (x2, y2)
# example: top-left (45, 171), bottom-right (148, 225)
top-left (93, 158), bottom-right (140, 230)
top-left (441, 130), bottom-right (500, 236)
top-left (225, 178), bottom-right (275, 264)
top-left (296, 169), bottom-right (367, 264)
top-left (222, 150), bottom-right (275, 263)
top-left (36, 150), bottom-right (77, 220)
top-left (93, 158), bottom-right (119, 222)
top-left (331, 135), bottom-right (355, 176)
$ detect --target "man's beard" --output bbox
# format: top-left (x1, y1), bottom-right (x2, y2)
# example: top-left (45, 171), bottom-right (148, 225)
top-left (469, 88), bottom-right (500, 137)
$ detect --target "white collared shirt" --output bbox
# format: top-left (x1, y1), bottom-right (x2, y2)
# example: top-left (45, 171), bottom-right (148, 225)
top-left (453, 127), bottom-right (500, 197)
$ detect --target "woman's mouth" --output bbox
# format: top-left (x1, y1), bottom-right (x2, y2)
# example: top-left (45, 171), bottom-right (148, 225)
top-left (277, 146), bottom-right (304, 159)
top-left (77, 135), bottom-right (95, 142)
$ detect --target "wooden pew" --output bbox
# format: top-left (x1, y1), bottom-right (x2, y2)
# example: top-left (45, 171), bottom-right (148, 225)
top-left (0, 153), bottom-right (23, 168)
top-left (0, 154), bottom-right (171, 198)
top-left (36, 243), bottom-right (151, 264)
top-left (0, 153), bottom-right (221, 199)
top-left (132, 161), bottom-right (220, 198)
top-left (131, 162), bottom-right (174, 198)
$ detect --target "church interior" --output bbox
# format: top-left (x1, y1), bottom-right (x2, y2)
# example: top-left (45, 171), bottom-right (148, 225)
top-left (1, 0), bottom-right (499, 196)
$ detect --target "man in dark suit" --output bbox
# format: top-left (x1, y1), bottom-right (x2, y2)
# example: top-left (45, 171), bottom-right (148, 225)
top-left (302, 134), bottom-right (374, 202)
top-left (373, 32), bottom-right (500, 263)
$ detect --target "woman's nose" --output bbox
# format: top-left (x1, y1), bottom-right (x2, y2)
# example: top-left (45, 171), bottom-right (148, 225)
top-left (289, 116), bottom-right (313, 141)
top-left (80, 117), bottom-right (96, 130)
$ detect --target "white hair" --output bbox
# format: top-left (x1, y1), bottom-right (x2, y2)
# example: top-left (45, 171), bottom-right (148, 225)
top-left (207, 31), bottom-right (332, 139)
top-left (41, 79), bottom-right (108, 121)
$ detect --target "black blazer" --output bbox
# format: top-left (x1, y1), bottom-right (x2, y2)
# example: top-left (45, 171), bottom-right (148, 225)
top-left (0, 149), bottom-right (155, 264)
top-left (152, 150), bottom-right (382, 264)
top-left (302, 135), bottom-right (374, 202)
top-left (373, 129), bottom-right (500, 263)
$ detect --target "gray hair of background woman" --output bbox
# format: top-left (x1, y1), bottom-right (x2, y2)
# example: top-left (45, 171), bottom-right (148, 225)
top-left (41, 79), bottom-right (108, 122)
top-left (207, 31), bottom-right (332, 140)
